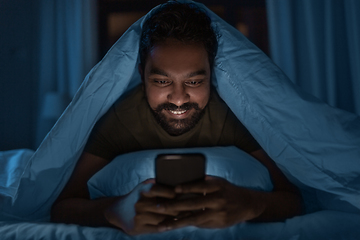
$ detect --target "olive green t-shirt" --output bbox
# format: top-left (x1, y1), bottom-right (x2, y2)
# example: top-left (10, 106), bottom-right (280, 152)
top-left (85, 85), bottom-right (260, 160)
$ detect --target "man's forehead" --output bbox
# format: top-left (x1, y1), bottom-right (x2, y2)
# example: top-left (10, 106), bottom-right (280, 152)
top-left (149, 67), bottom-right (208, 78)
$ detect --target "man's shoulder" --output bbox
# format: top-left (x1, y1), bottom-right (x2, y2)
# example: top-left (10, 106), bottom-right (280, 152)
top-left (208, 90), bottom-right (227, 107)
top-left (207, 89), bottom-right (244, 129)
top-left (207, 89), bottom-right (230, 117)
top-left (112, 84), bottom-right (146, 117)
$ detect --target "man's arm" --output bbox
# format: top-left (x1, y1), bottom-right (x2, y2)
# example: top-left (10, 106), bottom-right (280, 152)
top-left (249, 149), bottom-right (302, 221)
top-left (51, 152), bottom-right (178, 235)
top-left (51, 152), bottom-right (117, 226)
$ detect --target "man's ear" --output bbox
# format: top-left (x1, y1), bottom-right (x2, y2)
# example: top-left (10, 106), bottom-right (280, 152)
top-left (138, 64), bottom-right (144, 83)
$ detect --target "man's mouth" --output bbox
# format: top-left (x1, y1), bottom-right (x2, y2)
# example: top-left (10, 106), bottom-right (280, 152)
top-left (169, 109), bottom-right (187, 115)
top-left (150, 101), bottom-right (206, 136)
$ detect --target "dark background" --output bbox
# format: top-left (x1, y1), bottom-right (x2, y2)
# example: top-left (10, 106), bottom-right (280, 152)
top-left (0, 0), bottom-right (268, 151)
top-left (97, 0), bottom-right (268, 58)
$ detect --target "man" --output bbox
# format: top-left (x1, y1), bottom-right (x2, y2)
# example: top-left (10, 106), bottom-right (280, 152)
top-left (51, 2), bottom-right (302, 236)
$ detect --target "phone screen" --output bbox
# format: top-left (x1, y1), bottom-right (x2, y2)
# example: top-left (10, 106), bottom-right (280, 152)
top-left (155, 153), bottom-right (206, 187)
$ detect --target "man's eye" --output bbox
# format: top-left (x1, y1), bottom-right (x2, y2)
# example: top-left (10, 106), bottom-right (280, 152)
top-left (155, 80), bottom-right (170, 85)
top-left (186, 81), bottom-right (202, 86)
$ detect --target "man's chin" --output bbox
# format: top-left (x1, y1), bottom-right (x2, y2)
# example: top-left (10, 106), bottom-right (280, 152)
top-left (161, 120), bottom-right (193, 136)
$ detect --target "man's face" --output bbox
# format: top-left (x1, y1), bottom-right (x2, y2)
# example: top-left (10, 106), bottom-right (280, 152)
top-left (142, 38), bottom-right (211, 136)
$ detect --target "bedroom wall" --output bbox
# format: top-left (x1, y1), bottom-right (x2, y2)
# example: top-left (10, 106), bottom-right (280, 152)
top-left (0, 0), bottom-right (40, 151)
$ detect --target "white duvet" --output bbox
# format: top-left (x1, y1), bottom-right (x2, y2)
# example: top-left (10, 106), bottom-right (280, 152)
top-left (0, 0), bottom-right (359, 239)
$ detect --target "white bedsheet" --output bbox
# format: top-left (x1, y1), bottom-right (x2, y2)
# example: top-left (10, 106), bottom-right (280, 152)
top-left (0, 211), bottom-right (359, 240)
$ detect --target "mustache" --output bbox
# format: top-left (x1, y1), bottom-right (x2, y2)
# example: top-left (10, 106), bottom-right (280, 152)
top-left (154, 102), bottom-right (201, 112)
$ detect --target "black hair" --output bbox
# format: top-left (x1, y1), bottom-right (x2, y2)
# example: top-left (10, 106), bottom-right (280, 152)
top-left (139, 1), bottom-right (218, 72)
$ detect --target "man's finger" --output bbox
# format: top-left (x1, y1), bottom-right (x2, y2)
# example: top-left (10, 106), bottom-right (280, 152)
top-left (142, 184), bottom-right (176, 199)
top-left (160, 210), bottom-right (213, 230)
top-left (133, 212), bottom-right (168, 226)
top-left (135, 197), bottom-right (179, 216)
top-left (174, 179), bottom-right (222, 194)
top-left (160, 194), bottom-right (222, 212)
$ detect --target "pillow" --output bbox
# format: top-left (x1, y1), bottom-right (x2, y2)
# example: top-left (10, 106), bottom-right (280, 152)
top-left (88, 146), bottom-right (273, 199)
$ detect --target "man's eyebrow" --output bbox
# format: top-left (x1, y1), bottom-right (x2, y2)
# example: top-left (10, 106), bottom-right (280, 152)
top-left (186, 69), bottom-right (207, 78)
top-left (150, 68), bottom-right (168, 77)
top-left (149, 68), bottom-right (207, 78)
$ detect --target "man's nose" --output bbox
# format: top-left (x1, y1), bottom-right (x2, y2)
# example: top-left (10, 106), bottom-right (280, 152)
top-left (167, 84), bottom-right (190, 107)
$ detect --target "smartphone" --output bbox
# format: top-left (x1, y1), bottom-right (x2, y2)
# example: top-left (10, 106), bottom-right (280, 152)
top-left (155, 153), bottom-right (206, 187)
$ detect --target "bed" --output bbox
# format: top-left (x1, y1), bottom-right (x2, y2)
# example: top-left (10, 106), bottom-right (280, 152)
top-left (1, 1), bottom-right (360, 239)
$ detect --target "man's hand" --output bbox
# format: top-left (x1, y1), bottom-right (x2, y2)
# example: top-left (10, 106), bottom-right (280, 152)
top-left (155, 176), bottom-right (265, 230)
top-left (104, 179), bottom-right (179, 236)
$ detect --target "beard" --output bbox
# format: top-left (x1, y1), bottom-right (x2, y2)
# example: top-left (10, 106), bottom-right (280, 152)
top-left (149, 102), bottom-right (206, 136)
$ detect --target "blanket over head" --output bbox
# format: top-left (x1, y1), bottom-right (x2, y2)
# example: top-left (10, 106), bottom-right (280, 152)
top-left (1, 0), bottom-right (359, 222)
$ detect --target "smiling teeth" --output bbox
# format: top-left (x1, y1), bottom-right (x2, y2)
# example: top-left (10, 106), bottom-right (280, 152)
top-left (170, 110), bottom-right (187, 115)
